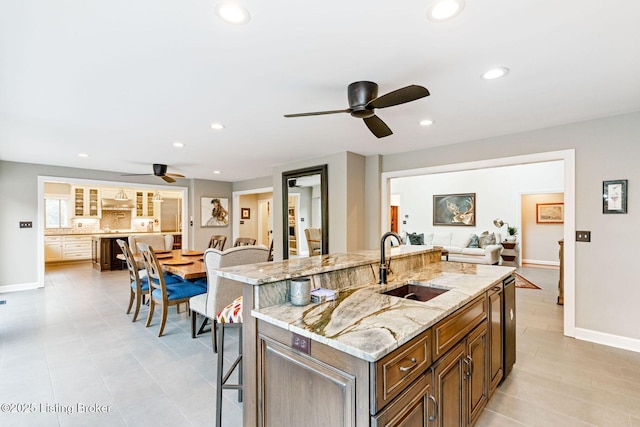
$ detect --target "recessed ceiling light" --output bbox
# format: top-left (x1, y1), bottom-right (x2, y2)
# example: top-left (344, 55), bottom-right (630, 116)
top-left (419, 119), bottom-right (434, 126)
top-left (482, 67), bottom-right (510, 80)
top-left (173, 141), bottom-right (185, 148)
top-left (210, 123), bottom-right (225, 130)
top-left (213, 170), bottom-right (221, 175)
top-left (427, 0), bottom-right (465, 22)
top-left (78, 153), bottom-right (89, 158)
top-left (215, 2), bottom-right (251, 25)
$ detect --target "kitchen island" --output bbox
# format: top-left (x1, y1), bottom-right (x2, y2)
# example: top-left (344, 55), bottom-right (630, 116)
top-left (217, 246), bottom-right (515, 427)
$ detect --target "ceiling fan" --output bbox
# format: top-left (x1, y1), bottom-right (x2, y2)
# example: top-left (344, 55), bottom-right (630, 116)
top-left (122, 163), bottom-right (185, 183)
top-left (284, 81), bottom-right (430, 138)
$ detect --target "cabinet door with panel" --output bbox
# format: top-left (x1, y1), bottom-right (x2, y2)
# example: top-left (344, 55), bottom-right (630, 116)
top-left (432, 340), bottom-right (466, 427)
top-left (488, 284), bottom-right (503, 396)
top-left (45, 236), bottom-right (63, 261)
top-left (466, 321), bottom-right (488, 426)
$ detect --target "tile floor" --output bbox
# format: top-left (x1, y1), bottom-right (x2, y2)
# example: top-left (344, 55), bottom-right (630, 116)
top-left (1, 263), bottom-right (639, 426)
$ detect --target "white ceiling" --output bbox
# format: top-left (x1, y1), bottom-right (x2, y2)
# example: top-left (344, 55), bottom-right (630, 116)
top-left (1, 1), bottom-right (639, 182)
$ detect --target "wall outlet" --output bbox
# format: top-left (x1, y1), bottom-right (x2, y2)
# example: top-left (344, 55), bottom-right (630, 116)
top-left (19, 221), bottom-right (33, 228)
top-left (576, 230), bottom-right (591, 242)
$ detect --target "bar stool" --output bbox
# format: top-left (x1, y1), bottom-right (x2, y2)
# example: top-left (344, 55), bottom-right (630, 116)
top-left (216, 297), bottom-right (243, 427)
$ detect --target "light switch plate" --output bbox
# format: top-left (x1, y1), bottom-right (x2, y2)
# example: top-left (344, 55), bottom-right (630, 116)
top-left (19, 221), bottom-right (33, 228)
top-left (576, 230), bottom-right (591, 242)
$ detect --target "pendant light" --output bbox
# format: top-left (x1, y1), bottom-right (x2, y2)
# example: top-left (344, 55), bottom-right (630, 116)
top-left (114, 189), bottom-right (129, 201)
top-left (152, 191), bottom-right (163, 203)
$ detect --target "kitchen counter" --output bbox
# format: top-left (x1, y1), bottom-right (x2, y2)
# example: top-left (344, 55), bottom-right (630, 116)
top-left (223, 246), bottom-right (516, 426)
top-left (45, 230), bottom-right (181, 237)
top-left (252, 261), bottom-right (513, 362)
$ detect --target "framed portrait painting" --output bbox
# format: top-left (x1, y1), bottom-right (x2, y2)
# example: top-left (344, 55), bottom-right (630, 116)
top-left (602, 179), bottom-right (628, 214)
top-left (433, 193), bottom-right (476, 226)
top-left (241, 208), bottom-right (250, 219)
top-left (201, 197), bottom-right (229, 227)
top-left (536, 203), bottom-right (564, 223)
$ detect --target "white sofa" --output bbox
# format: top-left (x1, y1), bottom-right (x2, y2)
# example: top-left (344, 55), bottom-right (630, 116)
top-left (405, 231), bottom-right (502, 265)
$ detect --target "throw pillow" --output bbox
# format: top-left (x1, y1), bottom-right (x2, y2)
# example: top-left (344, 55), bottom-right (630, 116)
top-left (478, 231), bottom-right (497, 248)
top-left (407, 232), bottom-right (424, 245)
top-left (468, 234), bottom-right (479, 248)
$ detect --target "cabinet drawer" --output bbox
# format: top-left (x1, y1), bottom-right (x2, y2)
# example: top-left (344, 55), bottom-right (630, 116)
top-left (63, 251), bottom-right (90, 259)
top-left (45, 236), bottom-right (62, 242)
top-left (432, 295), bottom-right (487, 361)
top-left (63, 235), bottom-right (91, 242)
top-left (373, 329), bottom-right (431, 413)
top-left (63, 242), bottom-right (91, 250)
top-left (371, 373), bottom-right (432, 427)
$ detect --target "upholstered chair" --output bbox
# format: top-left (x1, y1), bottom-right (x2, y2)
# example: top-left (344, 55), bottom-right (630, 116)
top-left (304, 228), bottom-right (322, 256)
top-left (128, 234), bottom-right (174, 255)
top-left (189, 245), bottom-right (269, 346)
top-left (137, 242), bottom-right (206, 337)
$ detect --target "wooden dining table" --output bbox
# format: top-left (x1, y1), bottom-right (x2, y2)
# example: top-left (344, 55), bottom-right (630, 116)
top-left (119, 249), bottom-right (207, 280)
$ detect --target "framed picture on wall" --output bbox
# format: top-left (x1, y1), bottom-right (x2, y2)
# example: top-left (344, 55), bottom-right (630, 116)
top-left (433, 193), bottom-right (476, 226)
top-left (201, 197), bottom-right (229, 227)
top-left (602, 179), bottom-right (628, 214)
top-left (536, 203), bottom-right (564, 223)
top-left (241, 208), bottom-right (250, 219)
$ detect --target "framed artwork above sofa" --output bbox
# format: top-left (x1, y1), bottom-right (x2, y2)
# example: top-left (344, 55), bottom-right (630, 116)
top-left (433, 193), bottom-right (476, 226)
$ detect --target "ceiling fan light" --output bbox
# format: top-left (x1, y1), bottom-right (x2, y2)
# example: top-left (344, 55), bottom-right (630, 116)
top-left (427, 0), bottom-right (465, 22)
top-left (482, 67), bottom-right (510, 80)
top-left (215, 3), bottom-right (250, 25)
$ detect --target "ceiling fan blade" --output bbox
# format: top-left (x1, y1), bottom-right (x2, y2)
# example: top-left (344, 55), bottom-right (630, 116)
top-left (161, 175), bottom-right (176, 183)
top-left (284, 109), bottom-right (351, 118)
top-left (166, 173), bottom-right (185, 178)
top-left (363, 115), bottom-right (393, 138)
top-left (367, 85), bottom-right (430, 109)
top-left (121, 173), bottom-right (152, 176)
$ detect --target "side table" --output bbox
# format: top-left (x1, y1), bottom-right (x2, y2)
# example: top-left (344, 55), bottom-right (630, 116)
top-left (501, 241), bottom-right (519, 266)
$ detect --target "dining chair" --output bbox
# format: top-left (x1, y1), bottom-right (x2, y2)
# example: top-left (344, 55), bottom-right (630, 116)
top-left (304, 228), bottom-right (322, 256)
top-left (187, 244), bottom-right (269, 427)
top-left (137, 242), bottom-right (207, 337)
top-left (208, 235), bottom-right (227, 250)
top-left (128, 234), bottom-right (174, 255)
top-left (233, 237), bottom-right (256, 246)
top-left (116, 239), bottom-right (148, 322)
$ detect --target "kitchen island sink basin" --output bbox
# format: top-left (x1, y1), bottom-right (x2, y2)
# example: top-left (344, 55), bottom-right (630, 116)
top-left (382, 283), bottom-right (450, 302)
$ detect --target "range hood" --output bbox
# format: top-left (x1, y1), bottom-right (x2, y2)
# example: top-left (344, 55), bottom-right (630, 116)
top-left (101, 198), bottom-right (136, 210)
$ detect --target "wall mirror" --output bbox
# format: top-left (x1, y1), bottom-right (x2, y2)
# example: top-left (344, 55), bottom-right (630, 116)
top-left (282, 165), bottom-right (328, 259)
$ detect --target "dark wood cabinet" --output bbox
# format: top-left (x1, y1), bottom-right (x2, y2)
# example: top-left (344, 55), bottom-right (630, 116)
top-left (431, 321), bottom-right (488, 427)
top-left (488, 284), bottom-right (504, 396)
top-left (92, 236), bottom-right (126, 271)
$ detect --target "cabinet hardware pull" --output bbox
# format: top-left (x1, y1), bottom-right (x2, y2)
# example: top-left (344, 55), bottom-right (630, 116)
top-left (399, 357), bottom-right (418, 372)
top-left (467, 355), bottom-right (474, 375)
top-left (462, 357), bottom-right (471, 378)
top-left (492, 286), bottom-right (501, 292)
top-left (428, 395), bottom-right (438, 421)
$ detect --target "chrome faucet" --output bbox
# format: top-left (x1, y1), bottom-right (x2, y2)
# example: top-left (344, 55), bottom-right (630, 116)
top-left (379, 231), bottom-right (402, 285)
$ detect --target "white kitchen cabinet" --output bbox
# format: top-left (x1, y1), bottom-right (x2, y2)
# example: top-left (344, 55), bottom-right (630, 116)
top-left (45, 236), bottom-right (63, 261)
top-left (72, 186), bottom-right (101, 217)
top-left (62, 235), bottom-right (92, 260)
top-left (134, 190), bottom-right (156, 217)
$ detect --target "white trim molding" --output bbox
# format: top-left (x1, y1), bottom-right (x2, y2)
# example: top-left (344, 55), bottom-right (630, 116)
top-left (575, 328), bottom-right (640, 354)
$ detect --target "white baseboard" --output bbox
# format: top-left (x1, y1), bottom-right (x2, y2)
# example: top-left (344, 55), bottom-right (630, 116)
top-left (0, 282), bottom-right (43, 293)
top-left (521, 259), bottom-right (560, 267)
top-left (574, 327), bottom-right (640, 354)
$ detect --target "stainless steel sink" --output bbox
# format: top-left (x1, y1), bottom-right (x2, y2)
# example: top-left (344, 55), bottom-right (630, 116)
top-left (381, 283), bottom-right (450, 302)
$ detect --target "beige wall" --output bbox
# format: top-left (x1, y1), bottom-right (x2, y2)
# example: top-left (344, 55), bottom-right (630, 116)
top-left (521, 193), bottom-right (565, 264)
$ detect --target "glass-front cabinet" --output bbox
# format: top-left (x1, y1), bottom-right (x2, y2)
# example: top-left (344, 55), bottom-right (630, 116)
top-left (72, 186), bottom-right (101, 217)
top-left (135, 191), bottom-right (155, 217)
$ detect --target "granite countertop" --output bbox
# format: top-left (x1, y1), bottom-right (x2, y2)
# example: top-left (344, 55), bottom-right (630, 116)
top-left (252, 261), bottom-right (514, 362)
top-left (45, 231), bottom-right (181, 237)
top-left (217, 245), bottom-right (433, 285)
